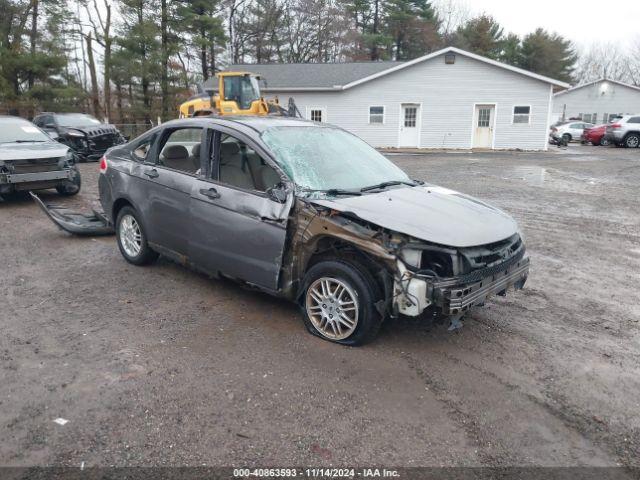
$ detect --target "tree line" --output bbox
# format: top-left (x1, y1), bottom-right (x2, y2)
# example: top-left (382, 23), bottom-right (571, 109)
top-left (0, 0), bottom-right (635, 125)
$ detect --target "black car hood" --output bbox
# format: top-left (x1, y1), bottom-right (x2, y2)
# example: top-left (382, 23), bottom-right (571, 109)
top-left (0, 141), bottom-right (69, 161)
top-left (310, 185), bottom-right (519, 248)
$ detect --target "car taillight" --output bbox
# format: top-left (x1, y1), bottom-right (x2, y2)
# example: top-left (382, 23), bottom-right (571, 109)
top-left (611, 123), bottom-right (621, 129)
top-left (99, 156), bottom-right (108, 173)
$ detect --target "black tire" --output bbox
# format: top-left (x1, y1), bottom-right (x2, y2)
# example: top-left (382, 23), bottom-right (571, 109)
top-left (599, 137), bottom-right (610, 146)
top-left (55, 169), bottom-right (81, 196)
top-left (115, 206), bottom-right (158, 265)
top-left (300, 259), bottom-right (384, 346)
top-left (624, 133), bottom-right (640, 148)
top-left (562, 133), bottom-right (572, 144)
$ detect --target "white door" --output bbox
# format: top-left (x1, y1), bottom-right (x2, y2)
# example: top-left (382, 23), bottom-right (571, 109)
top-left (398, 104), bottom-right (420, 147)
top-left (473, 104), bottom-right (495, 148)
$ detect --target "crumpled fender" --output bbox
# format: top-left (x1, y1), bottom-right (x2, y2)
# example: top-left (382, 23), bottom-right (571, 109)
top-left (30, 192), bottom-right (114, 236)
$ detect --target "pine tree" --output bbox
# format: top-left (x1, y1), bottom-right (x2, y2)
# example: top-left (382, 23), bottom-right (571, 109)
top-left (453, 14), bottom-right (504, 60)
top-left (518, 28), bottom-right (576, 83)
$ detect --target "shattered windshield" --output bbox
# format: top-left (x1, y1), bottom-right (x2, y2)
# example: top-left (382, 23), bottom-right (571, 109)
top-left (56, 114), bottom-right (101, 127)
top-left (261, 126), bottom-right (411, 194)
top-left (0, 118), bottom-right (51, 143)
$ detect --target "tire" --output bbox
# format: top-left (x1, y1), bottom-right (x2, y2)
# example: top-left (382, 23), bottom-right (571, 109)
top-left (115, 206), bottom-right (158, 265)
top-left (599, 137), bottom-right (610, 146)
top-left (624, 133), bottom-right (640, 148)
top-left (55, 168), bottom-right (81, 196)
top-left (300, 259), bottom-right (384, 346)
top-left (562, 133), bottom-right (572, 144)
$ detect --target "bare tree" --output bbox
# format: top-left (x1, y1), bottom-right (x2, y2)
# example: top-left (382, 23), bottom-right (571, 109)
top-left (84, 0), bottom-right (113, 121)
top-left (433, 0), bottom-right (470, 43)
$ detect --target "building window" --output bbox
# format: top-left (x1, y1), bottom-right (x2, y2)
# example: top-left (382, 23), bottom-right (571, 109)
top-left (513, 106), bottom-right (531, 124)
top-left (369, 106), bottom-right (384, 124)
top-left (309, 108), bottom-right (325, 122)
top-left (404, 106), bottom-right (417, 127)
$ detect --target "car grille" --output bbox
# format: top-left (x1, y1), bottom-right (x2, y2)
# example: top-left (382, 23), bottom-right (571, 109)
top-left (90, 133), bottom-right (119, 152)
top-left (8, 157), bottom-right (61, 174)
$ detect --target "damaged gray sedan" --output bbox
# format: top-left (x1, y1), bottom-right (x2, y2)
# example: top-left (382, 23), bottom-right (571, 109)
top-left (93, 116), bottom-right (529, 345)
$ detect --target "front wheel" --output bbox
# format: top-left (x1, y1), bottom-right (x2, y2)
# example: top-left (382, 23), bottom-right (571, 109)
top-left (599, 137), bottom-right (610, 146)
top-left (55, 169), bottom-right (81, 196)
top-left (301, 259), bottom-right (383, 346)
top-left (562, 133), bottom-right (572, 144)
top-left (624, 133), bottom-right (640, 148)
top-left (116, 206), bottom-right (158, 265)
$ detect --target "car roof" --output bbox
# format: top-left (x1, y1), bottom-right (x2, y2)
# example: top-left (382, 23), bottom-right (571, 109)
top-left (162, 115), bottom-right (325, 134)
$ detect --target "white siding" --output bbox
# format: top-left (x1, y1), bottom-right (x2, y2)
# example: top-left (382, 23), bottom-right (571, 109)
top-left (271, 53), bottom-right (552, 150)
top-left (553, 80), bottom-right (640, 124)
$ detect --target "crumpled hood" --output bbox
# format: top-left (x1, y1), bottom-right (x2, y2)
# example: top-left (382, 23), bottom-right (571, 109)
top-left (0, 142), bottom-right (69, 161)
top-left (310, 185), bottom-right (519, 248)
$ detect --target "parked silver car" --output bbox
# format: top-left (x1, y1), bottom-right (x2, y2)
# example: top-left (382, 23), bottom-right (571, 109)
top-left (605, 115), bottom-right (640, 148)
top-left (0, 116), bottom-right (81, 199)
top-left (550, 121), bottom-right (594, 144)
top-left (38, 116), bottom-right (529, 345)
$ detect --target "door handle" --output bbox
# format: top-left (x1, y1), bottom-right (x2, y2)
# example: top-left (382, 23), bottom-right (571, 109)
top-left (144, 168), bottom-right (159, 178)
top-left (199, 187), bottom-right (221, 199)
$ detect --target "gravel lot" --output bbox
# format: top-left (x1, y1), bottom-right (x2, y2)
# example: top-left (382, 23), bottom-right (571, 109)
top-left (1, 145), bottom-right (639, 468)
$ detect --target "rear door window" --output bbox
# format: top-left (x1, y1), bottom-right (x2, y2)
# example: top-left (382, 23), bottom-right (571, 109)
top-left (131, 133), bottom-right (158, 162)
top-left (156, 127), bottom-right (203, 175)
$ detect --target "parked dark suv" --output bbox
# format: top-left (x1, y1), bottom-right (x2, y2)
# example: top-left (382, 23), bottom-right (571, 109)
top-left (33, 112), bottom-right (126, 161)
top-left (46, 116), bottom-right (529, 345)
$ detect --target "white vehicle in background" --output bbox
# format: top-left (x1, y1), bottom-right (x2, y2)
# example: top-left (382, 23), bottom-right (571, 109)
top-left (550, 121), bottom-right (594, 144)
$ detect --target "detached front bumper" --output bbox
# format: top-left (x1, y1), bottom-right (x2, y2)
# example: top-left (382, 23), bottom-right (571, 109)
top-left (394, 255), bottom-right (530, 317)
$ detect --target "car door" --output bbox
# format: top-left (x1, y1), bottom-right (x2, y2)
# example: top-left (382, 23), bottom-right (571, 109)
top-left (133, 125), bottom-right (204, 259)
top-left (189, 126), bottom-right (292, 291)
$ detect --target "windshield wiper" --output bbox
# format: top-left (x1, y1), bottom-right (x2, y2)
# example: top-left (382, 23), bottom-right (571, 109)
top-left (360, 180), bottom-right (417, 192)
top-left (7, 140), bottom-right (47, 143)
top-left (300, 188), bottom-right (362, 197)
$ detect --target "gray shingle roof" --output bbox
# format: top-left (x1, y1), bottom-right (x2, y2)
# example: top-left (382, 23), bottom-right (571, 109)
top-left (203, 61), bottom-right (404, 91)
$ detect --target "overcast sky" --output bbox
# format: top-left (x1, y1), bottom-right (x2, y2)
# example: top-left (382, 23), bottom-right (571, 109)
top-left (459, 0), bottom-right (640, 49)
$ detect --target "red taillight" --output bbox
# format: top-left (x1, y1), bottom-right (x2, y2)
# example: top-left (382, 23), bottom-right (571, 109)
top-left (99, 156), bottom-right (108, 173)
top-left (611, 123), bottom-right (622, 129)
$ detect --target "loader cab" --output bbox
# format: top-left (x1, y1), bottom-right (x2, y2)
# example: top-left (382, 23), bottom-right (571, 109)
top-left (217, 73), bottom-right (264, 114)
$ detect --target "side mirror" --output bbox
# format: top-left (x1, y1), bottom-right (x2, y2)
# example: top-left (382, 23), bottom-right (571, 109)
top-left (267, 184), bottom-right (288, 203)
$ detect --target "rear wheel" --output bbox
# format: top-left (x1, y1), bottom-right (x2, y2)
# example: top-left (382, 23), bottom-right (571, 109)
top-left (624, 133), bottom-right (640, 148)
top-left (301, 259), bottom-right (383, 346)
top-left (562, 133), bottom-right (572, 144)
top-left (599, 137), bottom-right (610, 146)
top-left (116, 206), bottom-right (158, 265)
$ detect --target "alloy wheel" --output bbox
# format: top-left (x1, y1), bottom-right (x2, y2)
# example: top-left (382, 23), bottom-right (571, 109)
top-left (119, 214), bottom-right (142, 257)
top-left (306, 277), bottom-right (359, 340)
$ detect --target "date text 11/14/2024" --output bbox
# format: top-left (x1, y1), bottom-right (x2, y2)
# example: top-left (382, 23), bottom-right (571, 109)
top-left (233, 468), bottom-right (400, 478)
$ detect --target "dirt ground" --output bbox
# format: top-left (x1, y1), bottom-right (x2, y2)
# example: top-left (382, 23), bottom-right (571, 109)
top-left (1, 145), bottom-right (639, 468)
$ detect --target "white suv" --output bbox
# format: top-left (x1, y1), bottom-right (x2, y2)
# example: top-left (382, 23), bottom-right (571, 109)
top-left (605, 115), bottom-right (640, 148)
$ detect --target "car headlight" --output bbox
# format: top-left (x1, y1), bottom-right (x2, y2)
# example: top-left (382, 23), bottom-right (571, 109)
top-left (64, 150), bottom-right (77, 166)
top-left (65, 130), bottom-right (85, 138)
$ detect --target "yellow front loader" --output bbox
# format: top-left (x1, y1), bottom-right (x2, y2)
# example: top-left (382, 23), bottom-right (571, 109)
top-left (178, 72), bottom-right (301, 118)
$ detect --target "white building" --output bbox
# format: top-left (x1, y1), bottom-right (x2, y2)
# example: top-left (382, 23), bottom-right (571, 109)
top-left (213, 47), bottom-right (569, 150)
top-left (552, 78), bottom-right (640, 125)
